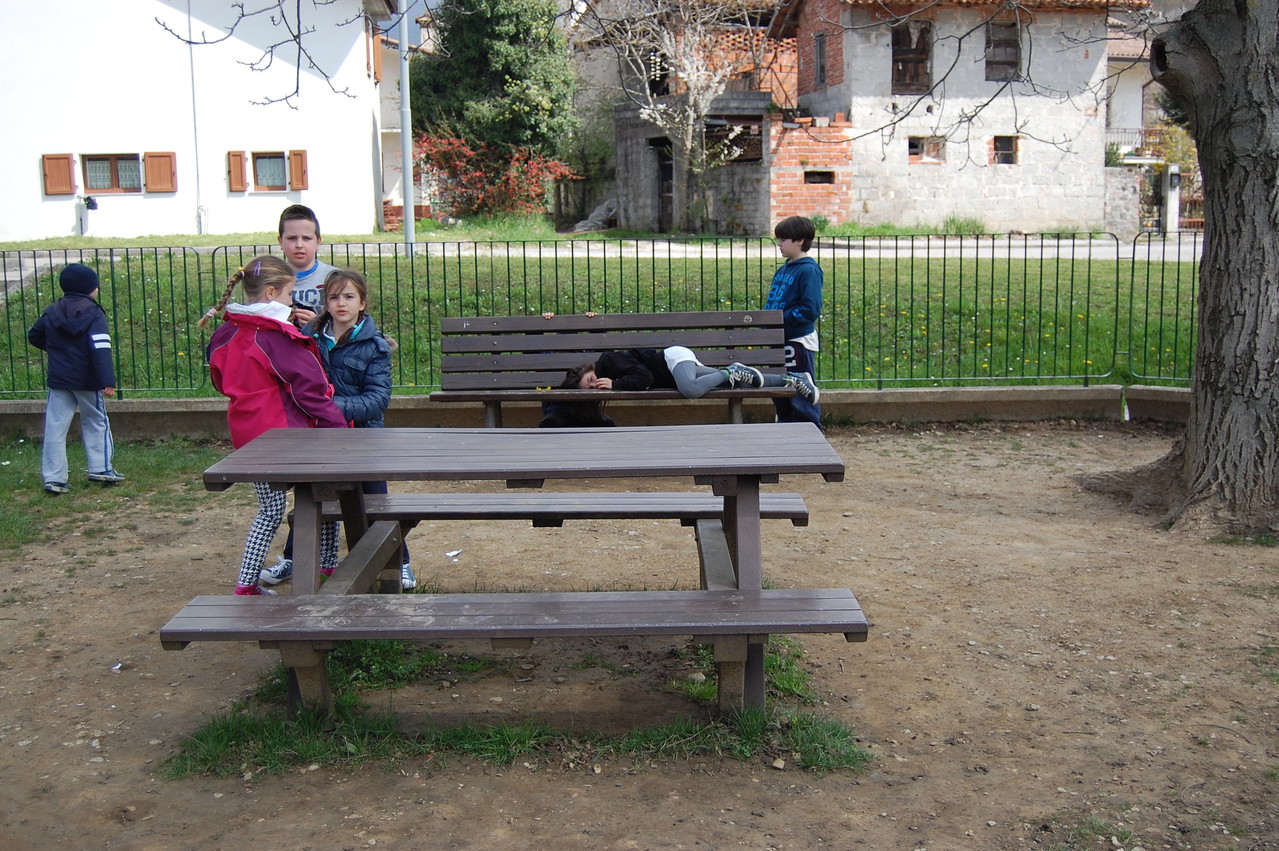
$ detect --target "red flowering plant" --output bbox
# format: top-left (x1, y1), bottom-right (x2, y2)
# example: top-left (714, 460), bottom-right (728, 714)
top-left (414, 135), bottom-right (577, 217)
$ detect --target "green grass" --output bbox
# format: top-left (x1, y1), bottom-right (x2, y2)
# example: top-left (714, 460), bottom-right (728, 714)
top-left (164, 637), bottom-right (873, 778)
top-left (0, 436), bottom-right (235, 548)
top-left (0, 232), bottom-right (1200, 397)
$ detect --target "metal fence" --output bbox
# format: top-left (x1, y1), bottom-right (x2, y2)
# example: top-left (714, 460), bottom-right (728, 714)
top-left (0, 232), bottom-right (1202, 399)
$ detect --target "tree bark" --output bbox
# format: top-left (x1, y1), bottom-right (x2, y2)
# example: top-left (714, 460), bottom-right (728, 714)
top-left (1120, 0), bottom-right (1279, 534)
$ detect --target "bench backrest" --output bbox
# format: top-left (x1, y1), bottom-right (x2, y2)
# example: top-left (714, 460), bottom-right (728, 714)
top-left (439, 310), bottom-right (787, 391)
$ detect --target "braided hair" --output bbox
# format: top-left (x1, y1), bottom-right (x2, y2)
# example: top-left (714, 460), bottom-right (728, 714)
top-left (198, 255), bottom-right (295, 328)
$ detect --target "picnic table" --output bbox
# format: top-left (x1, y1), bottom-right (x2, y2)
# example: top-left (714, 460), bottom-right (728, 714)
top-left (169, 423), bottom-right (867, 714)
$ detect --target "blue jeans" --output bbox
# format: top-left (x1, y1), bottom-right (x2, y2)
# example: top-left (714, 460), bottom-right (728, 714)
top-left (42, 388), bottom-right (114, 484)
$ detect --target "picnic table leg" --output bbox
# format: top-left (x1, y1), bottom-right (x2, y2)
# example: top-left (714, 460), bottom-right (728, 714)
top-left (278, 642), bottom-right (335, 718)
top-left (711, 475), bottom-right (766, 709)
top-left (292, 483), bottom-right (323, 595)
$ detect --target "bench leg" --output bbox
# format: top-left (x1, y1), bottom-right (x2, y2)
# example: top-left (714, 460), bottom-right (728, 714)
top-left (278, 642), bottom-right (335, 718)
top-left (484, 401), bottom-right (502, 428)
top-left (699, 635), bottom-right (768, 714)
top-left (727, 398), bottom-right (744, 424)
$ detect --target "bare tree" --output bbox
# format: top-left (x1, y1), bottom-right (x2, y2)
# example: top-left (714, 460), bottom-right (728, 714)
top-left (1080, 1), bottom-right (1279, 535)
top-left (573, 0), bottom-right (783, 232)
top-left (156, 0), bottom-right (406, 108)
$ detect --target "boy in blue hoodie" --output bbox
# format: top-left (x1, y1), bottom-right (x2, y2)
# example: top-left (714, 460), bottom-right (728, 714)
top-left (765, 216), bottom-right (823, 425)
top-left (27, 263), bottom-right (124, 494)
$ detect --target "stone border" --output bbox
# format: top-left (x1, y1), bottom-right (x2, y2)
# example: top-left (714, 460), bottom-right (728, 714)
top-left (0, 385), bottom-right (1196, 440)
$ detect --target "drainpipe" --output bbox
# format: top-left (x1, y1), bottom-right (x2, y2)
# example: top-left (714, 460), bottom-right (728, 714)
top-left (399, 4), bottom-right (415, 248)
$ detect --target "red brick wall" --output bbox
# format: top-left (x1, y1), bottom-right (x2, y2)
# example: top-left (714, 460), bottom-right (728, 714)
top-left (794, 0), bottom-right (845, 96)
top-left (768, 115), bottom-right (854, 225)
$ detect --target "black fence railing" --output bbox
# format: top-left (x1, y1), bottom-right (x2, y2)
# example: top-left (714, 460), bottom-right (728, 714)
top-left (0, 233), bottom-right (1201, 399)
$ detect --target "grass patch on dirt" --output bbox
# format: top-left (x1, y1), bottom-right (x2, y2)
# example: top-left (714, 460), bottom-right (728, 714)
top-left (163, 638), bottom-right (872, 779)
top-left (0, 437), bottom-right (235, 548)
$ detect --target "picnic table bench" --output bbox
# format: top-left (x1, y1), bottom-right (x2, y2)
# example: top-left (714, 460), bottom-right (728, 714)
top-left (161, 424), bottom-right (868, 717)
top-left (309, 490), bottom-right (811, 528)
top-left (428, 310), bottom-right (795, 427)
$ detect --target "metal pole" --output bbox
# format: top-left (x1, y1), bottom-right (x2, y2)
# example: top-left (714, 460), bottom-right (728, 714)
top-left (399, 3), bottom-right (415, 248)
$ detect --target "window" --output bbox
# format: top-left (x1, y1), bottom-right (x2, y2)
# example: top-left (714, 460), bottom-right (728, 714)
top-left (706, 119), bottom-right (762, 162)
top-left (245, 150), bottom-right (309, 191)
top-left (814, 33), bottom-right (827, 87)
top-left (42, 154), bottom-right (76, 195)
top-left (992, 136), bottom-right (1019, 165)
top-left (84, 154), bottom-right (142, 193)
top-left (253, 153), bottom-right (287, 190)
top-left (804, 170), bottom-right (835, 184)
top-left (892, 22), bottom-right (932, 95)
top-left (908, 136), bottom-right (944, 163)
top-left (985, 21), bottom-right (1021, 82)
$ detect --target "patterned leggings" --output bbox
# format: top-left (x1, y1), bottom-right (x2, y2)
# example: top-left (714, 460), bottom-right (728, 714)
top-left (236, 482), bottom-right (339, 587)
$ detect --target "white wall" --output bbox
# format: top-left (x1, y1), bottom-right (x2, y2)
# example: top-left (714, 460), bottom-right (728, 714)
top-left (815, 10), bottom-right (1109, 233)
top-left (2, 0), bottom-right (389, 241)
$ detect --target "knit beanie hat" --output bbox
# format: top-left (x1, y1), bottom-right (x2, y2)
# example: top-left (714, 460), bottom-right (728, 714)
top-left (59, 263), bottom-right (100, 295)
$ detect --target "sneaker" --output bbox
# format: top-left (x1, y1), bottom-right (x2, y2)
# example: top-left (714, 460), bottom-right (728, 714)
top-left (87, 470), bottom-right (125, 484)
top-left (724, 362), bottom-right (764, 389)
top-left (43, 482), bottom-right (70, 495)
top-left (235, 584), bottom-right (276, 596)
top-left (259, 556), bottom-right (293, 585)
top-left (784, 372), bottom-right (820, 404)
top-left (401, 562), bottom-right (416, 590)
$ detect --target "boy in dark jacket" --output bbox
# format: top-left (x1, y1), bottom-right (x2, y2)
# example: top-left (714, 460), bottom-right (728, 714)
top-left (27, 263), bottom-right (124, 494)
top-left (766, 216), bottom-right (823, 425)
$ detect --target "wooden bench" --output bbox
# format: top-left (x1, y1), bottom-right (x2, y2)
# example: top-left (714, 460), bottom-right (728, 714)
top-left (312, 491), bottom-right (810, 528)
top-left (428, 310), bottom-right (795, 427)
top-left (161, 586), bottom-right (869, 716)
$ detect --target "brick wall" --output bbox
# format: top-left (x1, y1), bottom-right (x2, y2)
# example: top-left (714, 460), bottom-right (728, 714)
top-left (768, 114), bottom-right (854, 225)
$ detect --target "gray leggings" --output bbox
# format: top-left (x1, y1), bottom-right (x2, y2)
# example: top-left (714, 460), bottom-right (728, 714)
top-left (669, 360), bottom-right (729, 398)
top-left (669, 360), bottom-right (790, 398)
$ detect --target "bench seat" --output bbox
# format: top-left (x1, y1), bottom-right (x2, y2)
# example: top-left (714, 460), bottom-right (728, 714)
top-left (429, 310), bottom-right (793, 426)
top-left (318, 491), bottom-right (810, 527)
top-left (161, 588), bottom-right (868, 714)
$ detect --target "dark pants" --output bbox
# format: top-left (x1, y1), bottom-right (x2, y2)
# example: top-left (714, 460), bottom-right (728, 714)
top-left (772, 343), bottom-right (821, 426)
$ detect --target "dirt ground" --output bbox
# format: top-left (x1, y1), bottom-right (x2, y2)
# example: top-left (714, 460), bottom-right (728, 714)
top-left (2, 421), bottom-right (1277, 850)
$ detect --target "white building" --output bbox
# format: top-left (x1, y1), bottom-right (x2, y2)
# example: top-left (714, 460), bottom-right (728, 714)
top-left (777, 0), bottom-right (1119, 233)
top-left (2, 0), bottom-right (399, 241)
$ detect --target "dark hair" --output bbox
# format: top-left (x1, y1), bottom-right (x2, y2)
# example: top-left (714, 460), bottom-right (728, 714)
top-left (561, 362), bottom-right (596, 389)
top-left (198, 255), bottom-right (295, 328)
top-left (304, 269), bottom-right (370, 344)
top-left (774, 215), bottom-right (816, 252)
top-left (278, 204), bottom-right (321, 238)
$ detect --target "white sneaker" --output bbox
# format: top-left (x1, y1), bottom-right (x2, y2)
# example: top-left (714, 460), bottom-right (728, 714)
top-left (259, 556), bottom-right (293, 585)
top-left (400, 562), bottom-right (416, 590)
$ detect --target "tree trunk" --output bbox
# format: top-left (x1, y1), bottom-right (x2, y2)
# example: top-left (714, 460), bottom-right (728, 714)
top-left (1136, 1), bottom-right (1279, 533)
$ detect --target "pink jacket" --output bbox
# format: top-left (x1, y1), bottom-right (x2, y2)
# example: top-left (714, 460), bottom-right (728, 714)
top-left (207, 310), bottom-right (348, 447)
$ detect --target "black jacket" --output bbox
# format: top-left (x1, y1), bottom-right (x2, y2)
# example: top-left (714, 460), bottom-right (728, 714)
top-left (27, 293), bottom-right (116, 390)
top-left (595, 348), bottom-right (675, 390)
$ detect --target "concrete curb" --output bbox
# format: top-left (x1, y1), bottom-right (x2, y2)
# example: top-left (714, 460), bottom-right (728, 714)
top-left (0, 384), bottom-right (1192, 440)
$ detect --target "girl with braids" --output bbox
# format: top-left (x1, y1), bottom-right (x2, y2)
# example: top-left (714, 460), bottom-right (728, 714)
top-left (202, 255), bottom-right (349, 595)
top-left (261, 269), bottom-right (416, 590)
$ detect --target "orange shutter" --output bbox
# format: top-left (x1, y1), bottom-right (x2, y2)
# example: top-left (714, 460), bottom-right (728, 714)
top-left (42, 154), bottom-right (76, 195)
top-left (288, 150), bottom-right (309, 190)
top-left (227, 151), bottom-right (247, 192)
top-left (373, 33), bottom-right (384, 83)
top-left (143, 152), bottom-right (177, 192)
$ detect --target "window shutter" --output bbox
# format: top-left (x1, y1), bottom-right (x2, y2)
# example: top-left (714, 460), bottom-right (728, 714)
top-left (373, 33), bottom-right (384, 83)
top-left (227, 151), bottom-right (247, 192)
top-left (143, 152), bottom-right (177, 192)
top-left (42, 154), bottom-right (76, 195)
top-left (288, 150), bottom-right (309, 190)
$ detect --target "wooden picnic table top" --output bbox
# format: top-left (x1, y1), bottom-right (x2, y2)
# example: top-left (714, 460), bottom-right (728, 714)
top-left (203, 422), bottom-right (845, 490)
